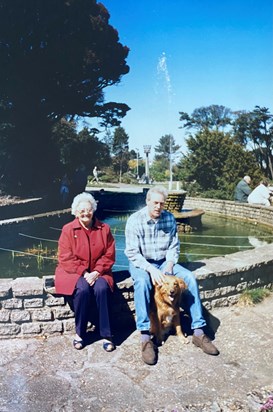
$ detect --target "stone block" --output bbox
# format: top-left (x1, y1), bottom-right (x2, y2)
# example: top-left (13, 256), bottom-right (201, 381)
top-left (12, 277), bottom-right (44, 297)
top-left (0, 324), bottom-right (21, 336)
top-left (31, 309), bottom-right (53, 321)
top-left (63, 319), bottom-right (75, 332)
top-left (199, 291), bottom-right (205, 300)
top-left (0, 279), bottom-right (13, 298)
top-left (236, 282), bottom-right (247, 292)
top-left (0, 310), bottom-right (10, 322)
top-left (41, 322), bottom-right (63, 334)
top-left (45, 295), bottom-right (65, 306)
top-left (24, 298), bottom-right (44, 308)
top-left (116, 278), bottom-right (133, 289)
top-left (202, 301), bottom-right (212, 310)
top-left (219, 285), bottom-right (236, 296)
top-left (121, 292), bottom-right (130, 299)
top-left (10, 310), bottom-right (31, 323)
top-left (227, 295), bottom-right (240, 305)
top-left (43, 275), bottom-right (55, 289)
top-left (211, 298), bottom-right (230, 308)
top-left (126, 301), bottom-right (135, 311)
top-left (53, 307), bottom-right (74, 319)
top-left (2, 298), bottom-right (23, 309)
top-left (204, 288), bottom-right (220, 299)
top-left (21, 323), bottom-right (41, 335)
top-left (43, 276), bottom-right (56, 294)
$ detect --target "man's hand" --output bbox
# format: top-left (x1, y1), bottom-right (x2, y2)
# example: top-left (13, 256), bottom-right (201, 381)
top-left (164, 261), bottom-right (174, 276)
top-left (147, 265), bottom-right (166, 286)
top-left (84, 271), bottom-right (99, 286)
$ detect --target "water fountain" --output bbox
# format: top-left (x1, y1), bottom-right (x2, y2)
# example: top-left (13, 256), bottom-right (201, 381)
top-left (164, 190), bottom-right (205, 232)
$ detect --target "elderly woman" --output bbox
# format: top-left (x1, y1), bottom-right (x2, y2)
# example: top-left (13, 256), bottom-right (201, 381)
top-left (55, 192), bottom-right (116, 351)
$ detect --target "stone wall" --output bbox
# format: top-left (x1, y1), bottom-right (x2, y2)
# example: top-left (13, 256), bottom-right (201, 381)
top-left (183, 197), bottom-right (273, 228)
top-left (190, 244), bottom-right (273, 308)
top-left (0, 274), bottom-right (135, 339)
top-left (1, 242), bottom-right (272, 339)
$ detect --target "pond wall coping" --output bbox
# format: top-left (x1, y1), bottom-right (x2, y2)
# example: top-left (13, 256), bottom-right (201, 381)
top-left (183, 197), bottom-right (273, 228)
top-left (0, 197), bottom-right (272, 338)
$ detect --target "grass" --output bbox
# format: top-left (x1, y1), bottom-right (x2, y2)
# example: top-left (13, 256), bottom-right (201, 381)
top-left (238, 287), bottom-right (271, 306)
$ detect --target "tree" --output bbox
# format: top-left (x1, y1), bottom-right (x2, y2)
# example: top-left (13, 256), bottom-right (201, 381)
top-left (155, 134), bottom-right (180, 163)
top-left (0, 0), bottom-right (130, 193)
top-left (112, 126), bottom-right (130, 182)
top-left (128, 149), bottom-right (144, 178)
top-left (152, 134), bottom-right (180, 179)
top-left (52, 122), bottom-right (111, 178)
top-left (232, 106), bottom-right (273, 179)
top-left (179, 105), bottom-right (232, 132)
top-left (177, 129), bottom-right (262, 199)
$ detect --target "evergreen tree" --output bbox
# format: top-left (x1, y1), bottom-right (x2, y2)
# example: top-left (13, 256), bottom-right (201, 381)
top-left (232, 106), bottom-right (273, 179)
top-left (178, 129), bottom-right (262, 199)
top-left (0, 0), bottom-right (129, 193)
top-left (179, 105), bottom-right (232, 132)
top-left (112, 126), bottom-right (130, 182)
top-left (152, 134), bottom-right (180, 180)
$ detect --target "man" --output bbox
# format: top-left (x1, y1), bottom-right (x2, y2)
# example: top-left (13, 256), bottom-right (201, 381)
top-left (92, 166), bottom-right (99, 184)
top-left (234, 176), bottom-right (252, 202)
top-left (125, 186), bottom-right (219, 365)
top-left (248, 180), bottom-right (272, 206)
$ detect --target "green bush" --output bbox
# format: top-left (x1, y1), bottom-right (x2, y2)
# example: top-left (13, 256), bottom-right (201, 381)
top-left (239, 288), bottom-right (271, 306)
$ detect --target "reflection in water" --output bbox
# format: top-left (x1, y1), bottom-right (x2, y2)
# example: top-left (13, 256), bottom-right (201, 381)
top-left (179, 215), bottom-right (272, 263)
top-left (247, 236), bottom-right (269, 248)
top-left (0, 213), bottom-right (272, 278)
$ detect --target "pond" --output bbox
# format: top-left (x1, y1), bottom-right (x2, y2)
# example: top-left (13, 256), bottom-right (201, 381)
top-left (0, 212), bottom-right (273, 279)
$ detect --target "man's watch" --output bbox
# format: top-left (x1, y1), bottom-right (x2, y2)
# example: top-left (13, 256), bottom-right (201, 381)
top-left (165, 271), bottom-right (173, 276)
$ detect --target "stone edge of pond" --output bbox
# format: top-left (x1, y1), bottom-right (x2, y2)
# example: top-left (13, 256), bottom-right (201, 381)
top-left (0, 197), bottom-right (273, 338)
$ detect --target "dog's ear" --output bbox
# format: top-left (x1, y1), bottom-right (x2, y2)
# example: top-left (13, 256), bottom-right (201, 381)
top-left (178, 278), bottom-right (187, 290)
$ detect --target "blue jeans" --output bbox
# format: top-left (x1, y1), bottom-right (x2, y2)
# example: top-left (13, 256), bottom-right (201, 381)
top-left (129, 260), bottom-right (206, 332)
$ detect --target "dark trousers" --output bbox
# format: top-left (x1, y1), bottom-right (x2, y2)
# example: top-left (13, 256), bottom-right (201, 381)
top-left (73, 276), bottom-right (112, 339)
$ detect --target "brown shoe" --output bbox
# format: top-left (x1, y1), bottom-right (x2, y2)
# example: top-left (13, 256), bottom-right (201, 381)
top-left (141, 340), bottom-right (157, 365)
top-left (192, 334), bottom-right (219, 355)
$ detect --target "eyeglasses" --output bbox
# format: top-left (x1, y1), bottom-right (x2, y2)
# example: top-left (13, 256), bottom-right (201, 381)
top-left (78, 208), bottom-right (93, 215)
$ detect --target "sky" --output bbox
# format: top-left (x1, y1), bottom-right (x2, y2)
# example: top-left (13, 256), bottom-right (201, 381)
top-left (91, 0), bottom-right (273, 158)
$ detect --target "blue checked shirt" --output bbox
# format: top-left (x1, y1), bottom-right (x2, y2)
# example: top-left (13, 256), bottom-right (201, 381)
top-left (124, 206), bottom-right (180, 270)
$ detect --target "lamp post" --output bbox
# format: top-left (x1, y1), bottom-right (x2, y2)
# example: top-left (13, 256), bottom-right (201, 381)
top-left (143, 145), bottom-right (151, 183)
top-left (169, 135), bottom-right (173, 190)
top-left (135, 148), bottom-right (139, 179)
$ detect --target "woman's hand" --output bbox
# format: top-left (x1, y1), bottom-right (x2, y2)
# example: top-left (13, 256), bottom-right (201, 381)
top-left (84, 271), bottom-right (99, 286)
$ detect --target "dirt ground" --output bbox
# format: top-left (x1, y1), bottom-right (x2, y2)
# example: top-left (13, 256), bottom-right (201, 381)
top-left (0, 296), bottom-right (273, 412)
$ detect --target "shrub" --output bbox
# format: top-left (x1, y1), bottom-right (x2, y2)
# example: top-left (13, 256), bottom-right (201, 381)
top-left (239, 288), bottom-right (271, 306)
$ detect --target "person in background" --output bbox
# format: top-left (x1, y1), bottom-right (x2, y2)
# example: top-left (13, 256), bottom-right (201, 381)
top-left (247, 180), bottom-right (272, 207)
top-left (71, 165), bottom-right (88, 196)
top-left (59, 173), bottom-right (70, 205)
top-left (55, 192), bottom-right (116, 351)
top-left (92, 166), bottom-right (99, 184)
top-left (234, 176), bottom-right (252, 202)
top-left (125, 185), bottom-right (219, 366)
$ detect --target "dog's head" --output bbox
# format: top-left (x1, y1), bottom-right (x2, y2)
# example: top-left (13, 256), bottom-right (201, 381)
top-left (156, 275), bottom-right (186, 304)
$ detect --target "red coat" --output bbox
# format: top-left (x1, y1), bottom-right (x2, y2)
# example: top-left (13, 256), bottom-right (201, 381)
top-left (55, 217), bottom-right (115, 295)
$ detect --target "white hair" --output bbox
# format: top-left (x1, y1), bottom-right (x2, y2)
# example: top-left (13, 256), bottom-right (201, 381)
top-left (71, 192), bottom-right (97, 216)
top-left (146, 185), bottom-right (169, 201)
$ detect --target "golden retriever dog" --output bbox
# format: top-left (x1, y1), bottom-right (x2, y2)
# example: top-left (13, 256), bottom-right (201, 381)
top-left (150, 275), bottom-right (188, 345)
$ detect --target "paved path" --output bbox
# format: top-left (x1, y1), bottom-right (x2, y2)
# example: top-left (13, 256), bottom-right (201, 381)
top-left (1, 295), bottom-right (273, 412)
